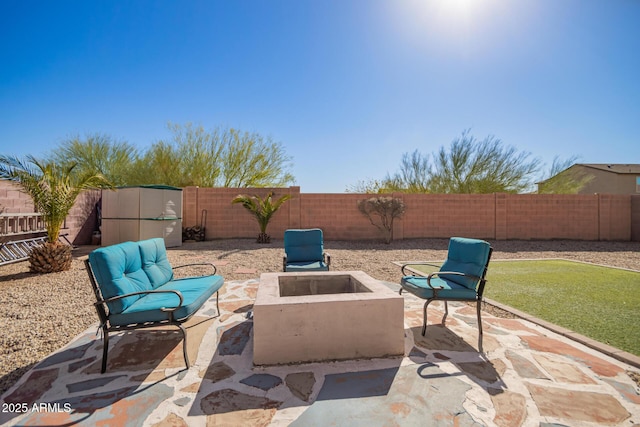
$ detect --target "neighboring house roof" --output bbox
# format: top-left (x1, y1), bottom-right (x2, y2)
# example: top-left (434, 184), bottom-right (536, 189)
top-left (578, 164), bottom-right (640, 174)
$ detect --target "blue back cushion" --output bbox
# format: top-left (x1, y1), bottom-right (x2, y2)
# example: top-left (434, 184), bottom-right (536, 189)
top-left (88, 241), bottom-right (153, 314)
top-left (139, 238), bottom-right (174, 288)
top-left (439, 237), bottom-right (491, 289)
top-left (284, 229), bottom-right (324, 263)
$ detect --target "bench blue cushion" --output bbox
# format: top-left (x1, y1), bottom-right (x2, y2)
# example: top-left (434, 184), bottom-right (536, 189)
top-left (139, 238), bottom-right (174, 288)
top-left (108, 274), bottom-right (225, 326)
top-left (88, 241), bottom-right (153, 314)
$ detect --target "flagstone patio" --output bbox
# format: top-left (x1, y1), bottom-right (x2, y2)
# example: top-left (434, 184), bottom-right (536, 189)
top-left (1, 278), bottom-right (639, 426)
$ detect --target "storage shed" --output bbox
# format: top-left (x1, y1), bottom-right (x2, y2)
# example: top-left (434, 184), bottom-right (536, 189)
top-left (101, 185), bottom-right (182, 247)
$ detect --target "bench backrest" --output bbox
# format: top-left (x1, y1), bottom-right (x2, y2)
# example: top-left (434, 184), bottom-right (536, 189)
top-left (88, 238), bottom-right (174, 314)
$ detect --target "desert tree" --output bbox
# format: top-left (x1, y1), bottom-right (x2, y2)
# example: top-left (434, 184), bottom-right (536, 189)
top-left (136, 123), bottom-right (294, 188)
top-left (374, 130), bottom-right (541, 194)
top-left (50, 133), bottom-right (138, 187)
top-left (357, 196), bottom-right (406, 244)
top-left (221, 128), bottom-right (294, 187)
top-left (428, 131), bottom-right (541, 193)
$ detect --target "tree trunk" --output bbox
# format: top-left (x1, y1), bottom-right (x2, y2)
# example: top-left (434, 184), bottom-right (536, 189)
top-left (256, 233), bottom-right (271, 243)
top-left (28, 242), bottom-right (73, 274)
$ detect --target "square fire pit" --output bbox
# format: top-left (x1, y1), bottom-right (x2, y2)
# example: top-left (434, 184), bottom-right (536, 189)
top-left (253, 271), bottom-right (404, 365)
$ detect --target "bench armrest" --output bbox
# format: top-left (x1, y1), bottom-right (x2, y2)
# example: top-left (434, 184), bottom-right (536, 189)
top-left (173, 262), bottom-right (217, 276)
top-left (98, 289), bottom-right (184, 312)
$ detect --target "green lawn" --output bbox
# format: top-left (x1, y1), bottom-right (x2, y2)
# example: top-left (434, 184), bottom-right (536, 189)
top-left (407, 260), bottom-right (640, 356)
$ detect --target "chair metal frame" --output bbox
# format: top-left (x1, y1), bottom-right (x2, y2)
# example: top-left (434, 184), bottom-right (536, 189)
top-left (400, 246), bottom-right (493, 351)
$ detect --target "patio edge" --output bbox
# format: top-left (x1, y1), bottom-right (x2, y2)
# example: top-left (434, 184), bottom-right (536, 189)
top-left (483, 298), bottom-right (640, 369)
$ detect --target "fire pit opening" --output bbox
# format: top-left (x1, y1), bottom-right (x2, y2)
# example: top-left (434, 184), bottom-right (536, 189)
top-left (278, 274), bottom-right (373, 297)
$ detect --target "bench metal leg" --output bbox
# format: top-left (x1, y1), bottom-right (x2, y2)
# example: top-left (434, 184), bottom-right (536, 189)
top-left (422, 299), bottom-right (434, 336)
top-left (177, 324), bottom-right (190, 369)
top-left (101, 327), bottom-right (109, 374)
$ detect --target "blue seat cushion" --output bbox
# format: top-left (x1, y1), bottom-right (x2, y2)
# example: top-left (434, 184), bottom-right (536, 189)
top-left (284, 229), bottom-right (324, 263)
top-left (109, 274), bottom-right (225, 326)
top-left (89, 241), bottom-right (153, 314)
top-left (284, 261), bottom-right (329, 272)
top-left (139, 238), bottom-right (174, 288)
top-left (439, 237), bottom-right (491, 289)
top-left (401, 276), bottom-right (478, 300)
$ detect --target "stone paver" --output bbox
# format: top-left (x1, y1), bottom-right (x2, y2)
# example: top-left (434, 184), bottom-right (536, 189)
top-left (1, 279), bottom-right (639, 427)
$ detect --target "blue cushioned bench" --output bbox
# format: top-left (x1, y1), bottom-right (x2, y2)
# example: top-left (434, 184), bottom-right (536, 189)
top-left (85, 238), bottom-right (224, 373)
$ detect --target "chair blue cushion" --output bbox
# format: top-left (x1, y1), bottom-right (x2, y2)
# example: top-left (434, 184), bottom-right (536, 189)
top-left (109, 274), bottom-right (225, 326)
top-left (439, 237), bottom-right (491, 289)
top-left (284, 261), bottom-right (329, 272)
top-left (401, 276), bottom-right (477, 300)
top-left (88, 241), bottom-right (153, 314)
top-left (139, 238), bottom-right (174, 288)
top-left (284, 229), bottom-right (324, 263)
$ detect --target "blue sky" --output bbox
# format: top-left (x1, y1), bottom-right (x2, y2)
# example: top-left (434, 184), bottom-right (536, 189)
top-left (1, 0), bottom-right (638, 192)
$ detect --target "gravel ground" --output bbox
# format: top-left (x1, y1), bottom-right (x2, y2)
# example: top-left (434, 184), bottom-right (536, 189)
top-left (1, 238), bottom-right (639, 395)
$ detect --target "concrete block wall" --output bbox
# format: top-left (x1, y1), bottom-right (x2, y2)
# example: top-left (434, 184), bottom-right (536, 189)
top-left (187, 187), bottom-right (297, 240)
top-left (183, 187), bottom-right (635, 242)
top-left (505, 194), bottom-right (599, 240)
top-left (0, 180), bottom-right (101, 244)
top-left (0, 180), bottom-right (35, 213)
top-left (3, 179), bottom-right (636, 244)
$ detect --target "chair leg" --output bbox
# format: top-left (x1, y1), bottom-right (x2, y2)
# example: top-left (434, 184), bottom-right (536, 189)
top-left (101, 327), bottom-right (109, 374)
top-left (177, 324), bottom-right (190, 369)
top-left (477, 300), bottom-right (483, 352)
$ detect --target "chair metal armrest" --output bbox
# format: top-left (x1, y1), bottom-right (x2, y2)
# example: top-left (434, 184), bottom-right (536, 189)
top-left (429, 270), bottom-right (481, 282)
top-left (325, 253), bottom-right (331, 266)
top-left (98, 289), bottom-right (184, 312)
top-left (401, 262), bottom-right (442, 276)
top-left (173, 262), bottom-right (217, 276)
top-left (426, 271), bottom-right (482, 293)
top-left (283, 255), bottom-right (287, 271)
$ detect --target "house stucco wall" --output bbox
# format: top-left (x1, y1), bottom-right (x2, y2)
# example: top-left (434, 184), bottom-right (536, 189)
top-left (574, 166), bottom-right (639, 195)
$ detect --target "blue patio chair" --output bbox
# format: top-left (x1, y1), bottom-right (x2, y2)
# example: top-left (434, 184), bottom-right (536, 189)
top-left (283, 228), bottom-right (330, 272)
top-left (399, 237), bottom-right (493, 351)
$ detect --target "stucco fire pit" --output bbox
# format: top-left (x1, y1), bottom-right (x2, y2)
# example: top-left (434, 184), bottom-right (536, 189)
top-left (253, 271), bottom-right (404, 365)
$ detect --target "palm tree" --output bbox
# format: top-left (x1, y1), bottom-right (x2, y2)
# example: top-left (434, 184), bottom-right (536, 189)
top-left (0, 155), bottom-right (112, 273)
top-left (231, 192), bottom-right (291, 243)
